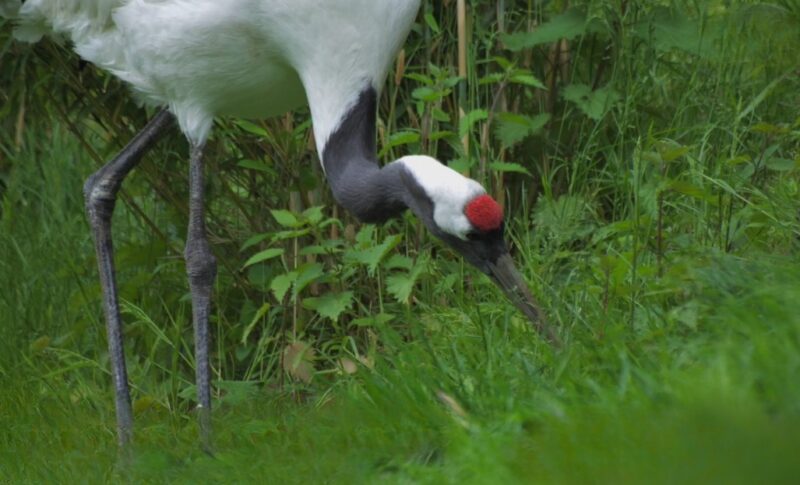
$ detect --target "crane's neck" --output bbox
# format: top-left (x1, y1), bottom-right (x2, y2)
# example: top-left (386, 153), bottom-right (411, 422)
top-left (321, 87), bottom-right (414, 224)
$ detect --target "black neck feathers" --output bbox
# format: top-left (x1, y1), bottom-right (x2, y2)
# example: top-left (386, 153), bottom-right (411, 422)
top-left (321, 86), bottom-right (409, 223)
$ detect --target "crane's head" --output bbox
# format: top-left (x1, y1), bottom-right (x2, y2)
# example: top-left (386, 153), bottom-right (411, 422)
top-left (398, 156), bottom-right (551, 336)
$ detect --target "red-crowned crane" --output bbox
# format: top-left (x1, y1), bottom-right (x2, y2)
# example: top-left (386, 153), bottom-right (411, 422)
top-left (4, 0), bottom-right (558, 452)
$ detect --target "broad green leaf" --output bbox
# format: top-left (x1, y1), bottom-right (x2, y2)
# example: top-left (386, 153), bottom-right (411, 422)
top-left (271, 209), bottom-right (300, 228)
top-left (242, 248), bottom-right (284, 268)
top-left (412, 86), bottom-right (448, 102)
top-left (502, 9), bottom-right (588, 51)
top-left (386, 256), bottom-right (429, 304)
top-left (489, 162), bottom-right (531, 176)
top-left (302, 206), bottom-right (325, 225)
top-left (509, 72), bottom-right (546, 90)
top-left (495, 112), bottom-right (550, 148)
top-left (459, 109), bottom-right (489, 138)
top-left (270, 272), bottom-right (296, 302)
top-left (384, 254), bottom-right (413, 271)
top-left (346, 234), bottom-right (402, 276)
top-left (562, 84), bottom-right (620, 120)
top-left (293, 263), bottom-right (325, 299)
top-left (380, 131), bottom-right (421, 157)
top-left (270, 228), bottom-right (310, 241)
top-left (303, 291), bottom-right (354, 321)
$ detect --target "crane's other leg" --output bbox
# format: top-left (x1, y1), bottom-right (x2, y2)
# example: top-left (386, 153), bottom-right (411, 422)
top-left (185, 141), bottom-right (216, 453)
top-left (83, 109), bottom-right (174, 450)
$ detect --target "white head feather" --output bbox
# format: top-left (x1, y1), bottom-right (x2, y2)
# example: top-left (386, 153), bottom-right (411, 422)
top-left (397, 155), bottom-right (485, 239)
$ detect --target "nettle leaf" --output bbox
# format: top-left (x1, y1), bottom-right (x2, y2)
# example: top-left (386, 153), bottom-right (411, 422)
top-left (633, 8), bottom-right (722, 59)
top-left (242, 248), bottom-right (284, 269)
top-left (489, 162), bottom-right (531, 176)
top-left (303, 291), bottom-right (354, 321)
top-left (270, 209), bottom-right (301, 228)
top-left (495, 112), bottom-right (550, 148)
top-left (386, 256), bottom-right (429, 304)
top-left (509, 72), bottom-right (546, 90)
top-left (562, 84), bottom-right (620, 120)
top-left (380, 131), bottom-right (420, 157)
top-left (502, 9), bottom-right (589, 51)
top-left (459, 109), bottom-right (489, 138)
top-left (302, 206), bottom-right (324, 225)
top-left (412, 86), bottom-right (450, 102)
top-left (346, 234), bottom-right (402, 276)
top-left (270, 272), bottom-right (296, 302)
top-left (293, 263), bottom-right (325, 299)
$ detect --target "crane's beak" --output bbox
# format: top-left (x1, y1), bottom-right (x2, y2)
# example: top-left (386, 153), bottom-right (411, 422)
top-left (487, 253), bottom-right (561, 346)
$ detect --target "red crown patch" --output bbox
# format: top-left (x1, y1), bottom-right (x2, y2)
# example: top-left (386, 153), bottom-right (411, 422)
top-left (464, 194), bottom-right (503, 232)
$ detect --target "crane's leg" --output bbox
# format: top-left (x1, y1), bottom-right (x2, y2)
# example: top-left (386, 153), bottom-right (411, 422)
top-left (83, 109), bottom-right (174, 450)
top-left (184, 140), bottom-right (216, 453)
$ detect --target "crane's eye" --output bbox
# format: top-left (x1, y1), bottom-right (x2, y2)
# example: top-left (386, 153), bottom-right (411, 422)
top-left (466, 231), bottom-right (481, 241)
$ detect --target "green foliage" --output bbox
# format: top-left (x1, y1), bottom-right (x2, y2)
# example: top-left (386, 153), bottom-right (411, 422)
top-left (2, 0), bottom-right (800, 481)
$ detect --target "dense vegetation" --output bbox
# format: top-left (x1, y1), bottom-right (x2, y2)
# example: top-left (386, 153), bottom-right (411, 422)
top-left (1, 0), bottom-right (799, 482)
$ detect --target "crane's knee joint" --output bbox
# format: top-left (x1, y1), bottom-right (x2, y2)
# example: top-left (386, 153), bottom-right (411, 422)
top-left (84, 172), bottom-right (119, 222)
top-left (184, 241), bottom-right (217, 285)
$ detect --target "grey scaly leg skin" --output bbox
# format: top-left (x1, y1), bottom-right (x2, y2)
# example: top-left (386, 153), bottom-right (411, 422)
top-left (184, 141), bottom-right (216, 453)
top-left (83, 109), bottom-right (174, 450)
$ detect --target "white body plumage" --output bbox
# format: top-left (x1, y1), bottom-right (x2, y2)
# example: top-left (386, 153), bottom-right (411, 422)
top-left (14, 0), bottom-right (419, 153)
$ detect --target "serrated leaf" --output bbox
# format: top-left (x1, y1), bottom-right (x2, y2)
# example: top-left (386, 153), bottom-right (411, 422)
top-left (384, 254), bottom-right (413, 271)
top-left (489, 162), bottom-right (531, 176)
top-left (271, 209), bottom-right (300, 228)
top-left (459, 109), bottom-right (489, 138)
top-left (381, 131), bottom-right (421, 157)
top-left (346, 235), bottom-right (402, 276)
top-left (303, 291), bottom-right (354, 321)
top-left (502, 9), bottom-right (588, 51)
top-left (412, 86), bottom-right (445, 102)
top-left (509, 73), bottom-right (546, 89)
top-left (270, 272), bottom-right (296, 302)
top-left (562, 84), bottom-right (620, 120)
top-left (495, 112), bottom-right (550, 148)
top-left (242, 248), bottom-right (284, 268)
top-left (302, 206), bottom-right (324, 225)
top-left (293, 263), bottom-right (325, 299)
top-left (385, 257), bottom-right (429, 304)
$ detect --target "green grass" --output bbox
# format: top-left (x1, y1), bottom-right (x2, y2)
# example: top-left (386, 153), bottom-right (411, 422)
top-left (2, 1), bottom-right (800, 483)
top-left (1, 128), bottom-right (799, 483)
